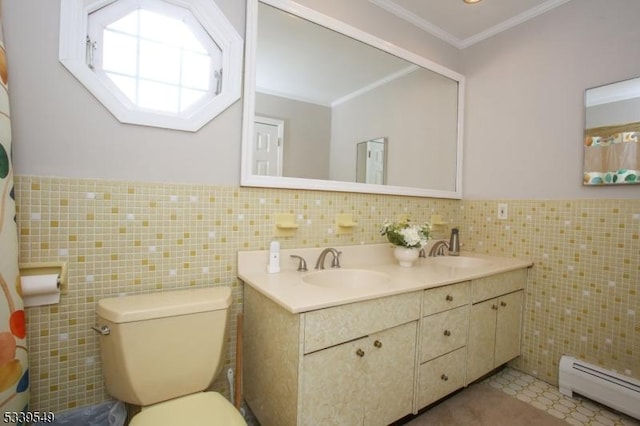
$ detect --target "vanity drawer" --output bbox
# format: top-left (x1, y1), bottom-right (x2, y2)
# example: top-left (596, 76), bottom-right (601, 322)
top-left (422, 281), bottom-right (470, 316)
top-left (420, 305), bottom-right (469, 362)
top-left (303, 291), bottom-right (421, 354)
top-left (417, 347), bottom-right (466, 409)
top-left (472, 269), bottom-right (527, 303)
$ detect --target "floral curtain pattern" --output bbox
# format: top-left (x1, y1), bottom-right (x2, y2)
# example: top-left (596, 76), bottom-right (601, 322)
top-left (584, 122), bottom-right (640, 185)
top-left (0, 6), bottom-right (30, 422)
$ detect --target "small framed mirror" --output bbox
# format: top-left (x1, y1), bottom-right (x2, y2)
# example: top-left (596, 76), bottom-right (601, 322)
top-left (583, 76), bottom-right (640, 185)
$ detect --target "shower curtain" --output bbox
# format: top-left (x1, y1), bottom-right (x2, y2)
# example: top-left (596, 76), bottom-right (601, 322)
top-left (584, 122), bottom-right (640, 185)
top-left (0, 6), bottom-right (30, 421)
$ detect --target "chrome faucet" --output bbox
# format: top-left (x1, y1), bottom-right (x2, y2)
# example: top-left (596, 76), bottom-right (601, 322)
top-left (315, 248), bottom-right (342, 269)
top-left (428, 240), bottom-right (449, 257)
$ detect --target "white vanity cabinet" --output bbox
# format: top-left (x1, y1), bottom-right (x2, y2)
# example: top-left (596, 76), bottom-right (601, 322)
top-left (416, 282), bottom-right (470, 409)
top-left (466, 269), bottom-right (527, 384)
top-left (243, 286), bottom-right (421, 426)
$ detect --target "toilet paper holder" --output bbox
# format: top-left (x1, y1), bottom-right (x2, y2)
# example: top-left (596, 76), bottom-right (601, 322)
top-left (19, 261), bottom-right (68, 295)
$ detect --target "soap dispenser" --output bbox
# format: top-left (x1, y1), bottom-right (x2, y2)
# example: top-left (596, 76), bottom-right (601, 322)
top-left (448, 228), bottom-right (460, 256)
top-left (266, 241), bottom-right (281, 273)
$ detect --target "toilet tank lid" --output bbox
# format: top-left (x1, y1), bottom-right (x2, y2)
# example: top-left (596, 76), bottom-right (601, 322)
top-left (97, 287), bottom-right (231, 323)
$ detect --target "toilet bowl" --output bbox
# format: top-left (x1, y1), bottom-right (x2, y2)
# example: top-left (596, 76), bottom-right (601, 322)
top-left (95, 287), bottom-right (246, 426)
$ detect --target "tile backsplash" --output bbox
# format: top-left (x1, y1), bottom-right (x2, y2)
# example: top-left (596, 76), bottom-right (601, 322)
top-left (14, 176), bottom-right (639, 413)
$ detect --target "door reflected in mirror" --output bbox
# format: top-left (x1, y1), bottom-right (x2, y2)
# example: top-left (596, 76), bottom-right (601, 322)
top-left (356, 138), bottom-right (387, 185)
top-left (252, 116), bottom-right (284, 177)
top-left (584, 76), bottom-right (640, 185)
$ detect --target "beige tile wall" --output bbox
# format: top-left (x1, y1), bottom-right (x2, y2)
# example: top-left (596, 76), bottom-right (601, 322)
top-left (14, 176), bottom-right (639, 413)
top-left (460, 200), bottom-right (639, 384)
top-left (14, 176), bottom-right (458, 413)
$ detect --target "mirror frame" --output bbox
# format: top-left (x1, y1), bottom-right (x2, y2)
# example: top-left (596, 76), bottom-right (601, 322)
top-left (241, 0), bottom-right (465, 198)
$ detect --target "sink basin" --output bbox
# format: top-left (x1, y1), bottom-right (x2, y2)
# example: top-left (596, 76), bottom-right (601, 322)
top-left (430, 256), bottom-right (491, 269)
top-left (302, 269), bottom-right (391, 289)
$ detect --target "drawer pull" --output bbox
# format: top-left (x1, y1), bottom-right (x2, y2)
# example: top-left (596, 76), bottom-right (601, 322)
top-left (445, 295), bottom-right (453, 302)
top-left (443, 330), bottom-right (451, 337)
top-left (492, 304), bottom-right (498, 310)
top-left (356, 349), bottom-right (365, 357)
top-left (441, 374), bottom-right (449, 381)
top-left (500, 301), bottom-right (507, 307)
top-left (373, 340), bottom-right (382, 348)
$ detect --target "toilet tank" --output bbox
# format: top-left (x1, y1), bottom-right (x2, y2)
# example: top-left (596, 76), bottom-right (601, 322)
top-left (96, 287), bottom-right (232, 406)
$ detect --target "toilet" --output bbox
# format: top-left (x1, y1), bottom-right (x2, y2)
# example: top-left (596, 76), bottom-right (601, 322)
top-left (95, 287), bottom-right (246, 426)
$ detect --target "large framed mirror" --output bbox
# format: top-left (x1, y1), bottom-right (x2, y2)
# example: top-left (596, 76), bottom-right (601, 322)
top-left (240, 0), bottom-right (464, 198)
top-left (584, 76), bottom-right (640, 185)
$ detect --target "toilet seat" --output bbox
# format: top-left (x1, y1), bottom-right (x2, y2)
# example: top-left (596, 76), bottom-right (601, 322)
top-left (129, 392), bottom-right (246, 426)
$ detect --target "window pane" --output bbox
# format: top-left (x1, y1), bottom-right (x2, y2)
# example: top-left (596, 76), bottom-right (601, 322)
top-left (138, 80), bottom-right (179, 113)
top-left (178, 26), bottom-right (207, 54)
top-left (108, 10), bottom-right (139, 35)
top-left (140, 9), bottom-right (184, 47)
top-left (106, 73), bottom-right (137, 104)
top-left (139, 39), bottom-right (181, 84)
top-left (182, 51), bottom-right (211, 90)
top-left (180, 88), bottom-right (207, 111)
top-left (103, 31), bottom-right (138, 76)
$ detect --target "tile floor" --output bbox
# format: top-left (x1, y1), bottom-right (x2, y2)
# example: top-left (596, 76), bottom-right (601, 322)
top-left (483, 368), bottom-right (639, 426)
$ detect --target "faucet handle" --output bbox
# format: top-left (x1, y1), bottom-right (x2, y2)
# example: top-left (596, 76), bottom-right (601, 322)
top-left (290, 255), bottom-right (308, 272)
top-left (330, 251), bottom-right (342, 268)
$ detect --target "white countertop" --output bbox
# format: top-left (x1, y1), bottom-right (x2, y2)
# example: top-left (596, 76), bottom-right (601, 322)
top-left (237, 243), bottom-right (533, 313)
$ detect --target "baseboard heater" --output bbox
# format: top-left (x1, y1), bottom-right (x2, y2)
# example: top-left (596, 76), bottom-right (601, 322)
top-left (559, 355), bottom-right (640, 420)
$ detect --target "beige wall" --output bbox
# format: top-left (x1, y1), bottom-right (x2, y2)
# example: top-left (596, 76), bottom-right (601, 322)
top-left (2, 0), bottom-right (639, 416)
top-left (2, 0), bottom-right (459, 185)
top-left (3, 0), bottom-right (246, 186)
top-left (462, 0), bottom-right (640, 199)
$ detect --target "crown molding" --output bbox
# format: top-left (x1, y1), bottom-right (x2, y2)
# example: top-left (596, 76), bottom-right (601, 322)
top-left (369, 0), bottom-right (573, 49)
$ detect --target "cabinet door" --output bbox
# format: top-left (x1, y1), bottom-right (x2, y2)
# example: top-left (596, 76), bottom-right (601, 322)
top-left (301, 337), bottom-right (366, 426)
top-left (365, 322), bottom-right (417, 426)
top-left (466, 298), bottom-right (497, 384)
top-left (494, 290), bottom-right (523, 367)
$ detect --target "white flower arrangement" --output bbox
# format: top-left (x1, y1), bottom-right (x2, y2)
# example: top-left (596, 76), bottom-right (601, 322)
top-left (379, 219), bottom-right (431, 249)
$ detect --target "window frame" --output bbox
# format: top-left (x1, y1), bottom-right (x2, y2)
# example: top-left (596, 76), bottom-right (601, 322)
top-left (59, 0), bottom-right (243, 132)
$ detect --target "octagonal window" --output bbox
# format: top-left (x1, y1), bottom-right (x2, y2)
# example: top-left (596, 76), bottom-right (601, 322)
top-left (60, 0), bottom-right (243, 131)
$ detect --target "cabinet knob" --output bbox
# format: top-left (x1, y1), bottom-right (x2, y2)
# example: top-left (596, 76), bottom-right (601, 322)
top-left (373, 340), bottom-right (382, 348)
top-left (441, 374), bottom-right (449, 381)
top-left (445, 295), bottom-right (454, 302)
top-left (356, 349), bottom-right (365, 357)
top-left (443, 330), bottom-right (451, 337)
top-left (492, 304), bottom-right (498, 310)
top-left (500, 301), bottom-right (507, 307)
